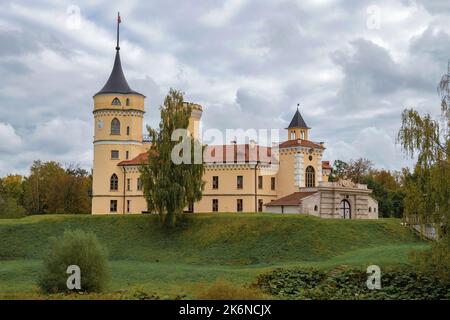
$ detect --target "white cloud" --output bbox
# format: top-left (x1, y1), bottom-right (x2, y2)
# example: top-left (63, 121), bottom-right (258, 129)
top-left (0, 0), bottom-right (447, 176)
top-left (0, 122), bottom-right (23, 152)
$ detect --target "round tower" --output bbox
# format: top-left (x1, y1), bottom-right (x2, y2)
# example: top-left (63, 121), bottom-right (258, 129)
top-left (92, 13), bottom-right (146, 214)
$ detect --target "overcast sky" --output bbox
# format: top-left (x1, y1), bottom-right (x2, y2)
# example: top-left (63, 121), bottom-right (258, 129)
top-left (0, 0), bottom-right (449, 176)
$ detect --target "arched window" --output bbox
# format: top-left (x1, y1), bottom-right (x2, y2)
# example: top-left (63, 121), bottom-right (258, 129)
top-left (112, 98), bottom-right (121, 106)
top-left (111, 118), bottom-right (120, 135)
top-left (305, 166), bottom-right (315, 187)
top-left (290, 131), bottom-right (296, 140)
top-left (110, 174), bottom-right (118, 191)
top-left (339, 199), bottom-right (351, 219)
top-left (314, 205), bottom-right (318, 211)
top-left (126, 98), bottom-right (130, 106)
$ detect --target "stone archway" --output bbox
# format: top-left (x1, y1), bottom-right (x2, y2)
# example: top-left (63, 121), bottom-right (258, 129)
top-left (339, 199), bottom-right (351, 219)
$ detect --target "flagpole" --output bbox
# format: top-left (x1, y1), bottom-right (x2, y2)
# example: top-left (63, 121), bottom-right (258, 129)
top-left (116, 12), bottom-right (120, 51)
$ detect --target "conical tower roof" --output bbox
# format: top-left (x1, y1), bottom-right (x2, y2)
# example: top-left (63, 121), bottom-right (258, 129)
top-left (287, 108), bottom-right (309, 129)
top-left (94, 13), bottom-right (143, 97)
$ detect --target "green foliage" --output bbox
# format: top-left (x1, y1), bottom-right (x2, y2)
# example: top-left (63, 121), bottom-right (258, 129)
top-left (397, 67), bottom-right (449, 239)
top-left (328, 160), bottom-right (349, 182)
top-left (362, 175), bottom-right (405, 218)
top-left (21, 161), bottom-right (91, 215)
top-left (410, 239), bottom-right (450, 284)
top-left (0, 195), bottom-right (26, 218)
top-left (140, 89), bottom-right (205, 227)
top-left (256, 267), bottom-right (450, 300)
top-left (39, 229), bottom-right (109, 293)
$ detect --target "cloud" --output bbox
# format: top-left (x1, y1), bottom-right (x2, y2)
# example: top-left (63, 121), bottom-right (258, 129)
top-left (0, 122), bottom-right (23, 152)
top-left (0, 0), bottom-right (447, 176)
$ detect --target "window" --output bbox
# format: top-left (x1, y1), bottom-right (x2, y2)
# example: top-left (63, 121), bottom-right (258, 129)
top-left (126, 151), bottom-right (129, 160)
top-left (110, 200), bottom-right (118, 212)
top-left (126, 126), bottom-right (130, 135)
top-left (258, 199), bottom-right (263, 212)
top-left (237, 176), bottom-right (243, 189)
top-left (339, 199), bottom-right (351, 219)
top-left (369, 207), bottom-right (372, 212)
top-left (137, 177), bottom-right (142, 191)
top-left (127, 178), bottom-right (131, 191)
top-left (127, 200), bottom-right (131, 213)
top-left (126, 98), bottom-right (130, 106)
top-left (212, 176), bottom-right (219, 189)
top-left (271, 177), bottom-right (276, 190)
top-left (301, 131), bottom-right (305, 139)
top-left (305, 166), bottom-right (315, 187)
top-left (258, 176), bottom-right (263, 189)
top-left (112, 98), bottom-right (121, 106)
top-left (290, 131), bottom-right (296, 140)
top-left (111, 118), bottom-right (120, 135)
top-left (111, 150), bottom-right (119, 159)
top-left (237, 199), bottom-right (243, 212)
top-left (314, 205), bottom-right (318, 211)
top-left (110, 174), bottom-right (119, 191)
top-left (212, 199), bottom-right (219, 212)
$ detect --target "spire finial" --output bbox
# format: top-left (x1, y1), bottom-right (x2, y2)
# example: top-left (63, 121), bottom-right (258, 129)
top-left (297, 103), bottom-right (300, 111)
top-left (116, 12), bottom-right (121, 51)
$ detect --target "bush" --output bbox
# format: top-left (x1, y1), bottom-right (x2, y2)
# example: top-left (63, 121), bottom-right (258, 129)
top-left (39, 229), bottom-right (109, 293)
top-left (410, 238), bottom-right (450, 284)
top-left (0, 195), bottom-right (26, 219)
top-left (255, 266), bottom-right (450, 300)
top-left (197, 279), bottom-right (272, 300)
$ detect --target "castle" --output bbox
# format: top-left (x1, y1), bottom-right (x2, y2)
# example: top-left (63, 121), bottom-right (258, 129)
top-left (91, 19), bottom-right (378, 219)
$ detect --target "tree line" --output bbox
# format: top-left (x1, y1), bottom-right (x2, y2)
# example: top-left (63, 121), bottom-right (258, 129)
top-left (0, 161), bottom-right (92, 218)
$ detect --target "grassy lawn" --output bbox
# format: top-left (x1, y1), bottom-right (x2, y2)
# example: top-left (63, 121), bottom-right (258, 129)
top-left (0, 214), bottom-right (429, 299)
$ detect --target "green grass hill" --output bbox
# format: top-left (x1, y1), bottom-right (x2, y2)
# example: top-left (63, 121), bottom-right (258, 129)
top-left (0, 214), bottom-right (428, 298)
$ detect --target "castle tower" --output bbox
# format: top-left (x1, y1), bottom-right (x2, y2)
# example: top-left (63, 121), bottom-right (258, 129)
top-left (91, 13), bottom-right (146, 214)
top-left (287, 105), bottom-right (309, 141)
top-left (276, 106), bottom-right (325, 198)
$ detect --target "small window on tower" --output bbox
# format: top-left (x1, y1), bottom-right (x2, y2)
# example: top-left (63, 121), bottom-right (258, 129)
top-left (126, 98), bottom-right (130, 106)
top-left (126, 126), bottom-right (130, 136)
top-left (112, 98), bottom-right (121, 106)
top-left (111, 118), bottom-right (120, 135)
top-left (111, 150), bottom-right (119, 159)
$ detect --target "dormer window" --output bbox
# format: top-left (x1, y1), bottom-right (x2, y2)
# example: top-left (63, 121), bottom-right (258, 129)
top-left (112, 98), bottom-right (121, 106)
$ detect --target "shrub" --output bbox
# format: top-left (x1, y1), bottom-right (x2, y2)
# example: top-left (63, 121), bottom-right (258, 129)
top-left (39, 229), bottom-right (109, 293)
top-left (410, 239), bottom-right (450, 284)
top-left (0, 196), bottom-right (26, 219)
top-left (255, 266), bottom-right (450, 300)
top-left (197, 279), bottom-right (272, 300)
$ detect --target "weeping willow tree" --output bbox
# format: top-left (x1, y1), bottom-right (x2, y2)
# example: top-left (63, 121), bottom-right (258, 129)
top-left (140, 89), bottom-right (205, 227)
top-left (398, 64), bottom-right (450, 240)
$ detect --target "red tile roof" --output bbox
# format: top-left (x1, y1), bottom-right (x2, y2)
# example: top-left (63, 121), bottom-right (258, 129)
top-left (279, 139), bottom-right (324, 149)
top-left (118, 141), bottom-right (327, 167)
top-left (118, 152), bottom-right (150, 166)
top-left (204, 144), bottom-right (274, 164)
top-left (322, 160), bottom-right (332, 170)
top-left (265, 191), bottom-right (317, 206)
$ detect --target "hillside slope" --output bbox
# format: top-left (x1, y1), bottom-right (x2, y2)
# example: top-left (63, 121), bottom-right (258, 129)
top-left (0, 214), bottom-right (424, 265)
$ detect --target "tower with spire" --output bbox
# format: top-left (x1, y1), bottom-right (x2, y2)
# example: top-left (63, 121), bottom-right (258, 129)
top-left (91, 13), bottom-right (147, 214)
top-left (287, 104), bottom-right (310, 141)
